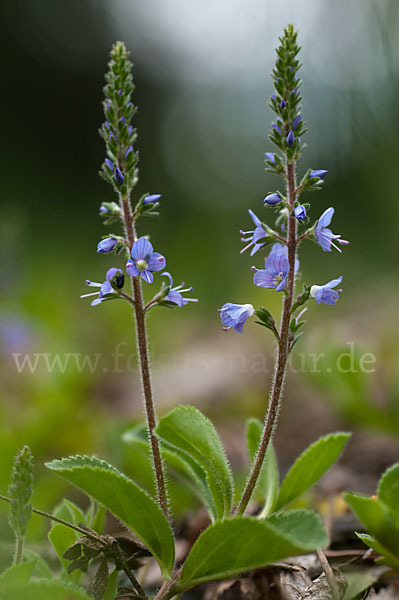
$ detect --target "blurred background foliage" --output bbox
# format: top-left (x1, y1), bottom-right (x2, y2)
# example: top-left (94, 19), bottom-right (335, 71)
top-left (0, 0), bottom-right (398, 568)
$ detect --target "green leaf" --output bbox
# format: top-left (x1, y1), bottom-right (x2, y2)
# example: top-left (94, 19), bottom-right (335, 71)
top-left (0, 561), bottom-right (34, 593)
top-left (275, 432), bottom-right (351, 510)
top-left (343, 566), bottom-right (388, 600)
top-left (48, 523), bottom-right (79, 575)
top-left (246, 418), bottom-right (279, 516)
top-left (46, 455), bottom-right (174, 578)
top-left (102, 568), bottom-right (118, 600)
top-left (356, 533), bottom-right (399, 569)
top-left (377, 463), bottom-right (399, 524)
top-left (4, 580), bottom-right (91, 600)
top-left (123, 424), bottom-right (216, 520)
top-left (155, 406), bottom-right (234, 519)
top-left (344, 492), bottom-right (397, 555)
top-left (23, 549), bottom-right (53, 579)
top-left (176, 511), bottom-right (327, 592)
top-left (91, 504), bottom-right (106, 535)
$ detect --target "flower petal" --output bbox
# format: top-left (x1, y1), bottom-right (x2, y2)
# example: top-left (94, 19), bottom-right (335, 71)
top-left (141, 270), bottom-right (154, 284)
top-left (147, 252), bottom-right (166, 272)
top-left (131, 237), bottom-right (153, 261)
top-left (126, 261), bottom-right (140, 277)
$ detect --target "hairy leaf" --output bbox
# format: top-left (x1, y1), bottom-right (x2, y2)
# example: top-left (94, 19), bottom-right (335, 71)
top-left (275, 432), bottom-right (351, 510)
top-left (46, 456), bottom-right (174, 578)
top-left (156, 406), bottom-right (233, 519)
top-left (377, 463), bottom-right (399, 524)
top-left (176, 511), bottom-right (327, 591)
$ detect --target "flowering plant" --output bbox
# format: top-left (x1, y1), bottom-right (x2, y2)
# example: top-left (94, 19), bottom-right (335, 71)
top-left (1, 25), bottom-right (396, 600)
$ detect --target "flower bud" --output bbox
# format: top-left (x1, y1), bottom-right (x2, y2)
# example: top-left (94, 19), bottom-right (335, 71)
top-left (287, 130), bottom-right (295, 146)
top-left (309, 169), bottom-right (328, 179)
top-left (264, 193), bottom-right (282, 206)
top-left (114, 167), bottom-right (124, 185)
top-left (143, 194), bottom-right (162, 205)
top-left (294, 205), bottom-right (306, 222)
top-left (264, 152), bottom-right (276, 164)
top-left (292, 115), bottom-right (301, 130)
top-left (97, 237), bottom-right (118, 253)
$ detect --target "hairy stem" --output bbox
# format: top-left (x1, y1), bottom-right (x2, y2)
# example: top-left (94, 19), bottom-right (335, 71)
top-left (15, 536), bottom-right (23, 564)
top-left (235, 159), bottom-right (297, 516)
top-left (120, 191), bottom-right (169, 519)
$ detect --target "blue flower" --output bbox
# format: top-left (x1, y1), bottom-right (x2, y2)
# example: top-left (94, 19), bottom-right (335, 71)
top-left (315, 207), bottom-right (349, 252)
top-left (272, 123), bottom-right (282, 135)
top-left (264, 152), bottom-right (276, 164)
top-left (310, 169), bottom-right (328, 179)
top-left (240, 209), bottom-right (268, 256)
top-left (287, 131), bottom-right (295, 146)
top-left (294, 205), bottom-right (306, 222)
top-left (143, 194), bottom-right (162, 205)
top-left (219, 303), bottom-right (255, 333)
top-left (253, 243), bottom-right (298, 292)
top-left (310, 276), bottom-right (343, 305)
top-left (126, 237), bottom-right (166, 283)
top-left (97, 237), bottom-right (118, 253)
top-left (114, 167), bottom-right (124, 185)
top-left (81, 268), bottom-right (124, 306)
top-left (280, 99), bottom-right (286, 109)
top-left (162, 273), bottom-right (198, 306)
top-left (99, 205), bottom-right (109, 214)
top-left (292, 115), bottom-right (301, 130)
top-left (104, 158), bottom-right (113, 171)
top-left (264, 193), bottom-right (282, 206)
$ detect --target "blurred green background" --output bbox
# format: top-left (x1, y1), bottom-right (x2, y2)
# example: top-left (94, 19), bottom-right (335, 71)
top-left (0, 0), bottom-right (398, 562)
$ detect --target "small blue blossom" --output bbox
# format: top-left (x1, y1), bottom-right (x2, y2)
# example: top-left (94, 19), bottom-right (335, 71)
top-left (280, 99), bottom-right (286, 109)
top-left (264, 193), bottom-right (282, 206)
top-left (310, 169), bottom-right (328, 179)
top-left (143, 194), bottom-right (162, 205)
top-left (162, 273), bottom-right (198, 306)
top-left (114, 167), bottom-right (124, 185)
top-left (287, 131), bottom-right (295, 146)
top-left (253, 243), bottom-right (298, 292)
top-left (81, 268), bottom-right (124, 306)
top-left (310, 276), bottom-right (343, 305)
top-left (219, 303), bottom-right (255, 333)
top-left (240, 209), bottom-right (268, 256)
top-left (104, 158), bottom-right (113, 170)
top-left (271, 94), bottom-right (277, 102)
top-left (104, 121), bottom-right (110, 129)
top-left (99, 205), bottom-right (109, 214)
top-left (315, 207), bottom-right (349, 252)
top-left (294, 205), bottom-right (306, 222)
top-left (264, 152), bottom-right (276, 164)
top-left (97, 237), bottom-right (118, 253)
top-left (109, 132), bottom-right (117, 144)
top-left (128, 125), bottom-right (133, 136)
top-left (292, 115), bottom-right (301, 130)
top-left (126, 237), bottom-right (166, 283)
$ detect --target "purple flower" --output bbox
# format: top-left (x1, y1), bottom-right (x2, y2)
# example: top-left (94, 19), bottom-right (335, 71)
top-left (120, 116), bottom-right (126, 125)
top-left (264, 193), bottom-right (282, 206)
top-left (126, 237), bottom-right (166, 283)
top-left (114, 167), bottom-right (124, 185)
top-left (109, 132), bottom-right (117, 144)
top-left (240, 209), bottom-right (268, 256)
top-left (294, 205), bottom-right (306, 222)
top-left (287, 131), bottom-right (295, 146)
top-left (143, 194), bottom-right (162, 205)
top-left (104, 158), bottom-right (113, 171)
top-left (315, 207), bottom-right (349, 252)
top-left (310, 276), bottom-right (343, 305)
top-left (280, 99), bottom-right (286, 109)
top-left (81, 268), bottom-right (124, 306)
top-left (271, 94), bottom-right (277, 102)
top-left (292, 115), bottom-right (301, 130)
top-left (97, 237), bottom-right (118, 253)
top-left (162, 273), bottom-right (198, 306)
top-left (128, 125), bottom-right (133, 136)
top-left (104, 121), bottom-right (110, 130)
top-left (253, 243), bottom-right (298, 292)
top-left (310, 170), bottom-right (328, 179)
top-left (264, 152), bottom-right (276, 164)
top-left (124, 145), bottom-right (133, 158)
top-left (99, 206), bottom-right (109, 214)
top-left (219, 303), bottom-right (255, 334)
top-left (272, 123), bottom-right (282, 135)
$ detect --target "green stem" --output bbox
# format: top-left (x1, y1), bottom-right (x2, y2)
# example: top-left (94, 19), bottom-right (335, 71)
top-left (15, 536), bottom-right (23, 564)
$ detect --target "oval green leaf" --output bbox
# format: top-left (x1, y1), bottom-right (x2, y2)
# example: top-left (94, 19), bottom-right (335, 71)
top-left (4, 580), bottom-right (91, 600)
top-left (155, 406), bottom-right (233, 519)
top-left (46, 455), bottom-right (174, 578)
top-left (275, 432), bottom-right (351, 510)
top-left (176, 510), bottom-right (327, 592)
